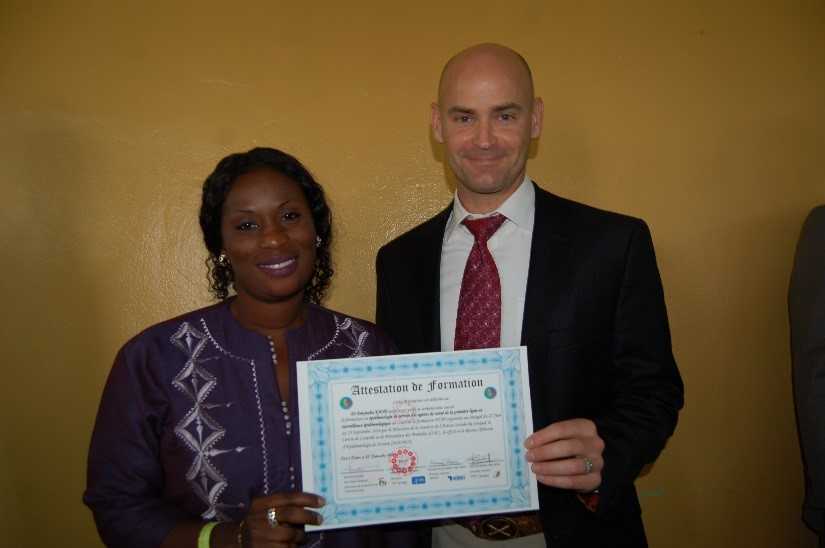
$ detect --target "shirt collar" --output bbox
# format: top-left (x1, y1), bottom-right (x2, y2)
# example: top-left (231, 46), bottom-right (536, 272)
top-left (444, 176), bottom-right (535, 241)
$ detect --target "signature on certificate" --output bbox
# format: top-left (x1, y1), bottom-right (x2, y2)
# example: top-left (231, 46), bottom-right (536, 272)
top-left (469, 452), bottom-right (504, 466)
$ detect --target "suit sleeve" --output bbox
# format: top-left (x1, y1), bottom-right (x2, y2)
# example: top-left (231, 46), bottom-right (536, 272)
top-left (790, 206), bottom-right (825, 535)
top-left (83, 344), bottom-right (188, 547)
top-left (593, 220), bottom-right (684, 517)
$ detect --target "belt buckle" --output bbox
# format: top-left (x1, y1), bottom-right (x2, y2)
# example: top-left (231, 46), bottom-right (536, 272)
top-left (479, 516), bottom-right (520, 540)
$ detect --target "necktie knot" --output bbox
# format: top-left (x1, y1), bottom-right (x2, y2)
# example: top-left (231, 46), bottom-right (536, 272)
top-left (462, 214), bottom-right (506, 245)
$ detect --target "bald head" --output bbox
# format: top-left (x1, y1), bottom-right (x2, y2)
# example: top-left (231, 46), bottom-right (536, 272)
top-left (431, 43), bottom-right (543, 213)
top-left (438, 43), bottom-right (535, 104)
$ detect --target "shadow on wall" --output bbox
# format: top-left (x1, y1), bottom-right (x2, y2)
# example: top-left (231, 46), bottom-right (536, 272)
top-left (1, 116), bottom-right (111, 545)
top-left (427, 126), bottom-right (455, 196)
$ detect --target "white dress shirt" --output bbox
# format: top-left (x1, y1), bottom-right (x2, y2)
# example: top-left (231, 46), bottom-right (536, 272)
top-left (440, 177), bottom-right (535, 351)
top-left (434, 178), bottom-right (542, 548)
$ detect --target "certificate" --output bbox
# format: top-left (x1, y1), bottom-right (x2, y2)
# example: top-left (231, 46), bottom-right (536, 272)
top-left (297, 346), bottom-right (539, 531)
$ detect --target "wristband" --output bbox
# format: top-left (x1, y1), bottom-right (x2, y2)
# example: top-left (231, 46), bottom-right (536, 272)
top-left (198, 521), bottom-right (218, 548)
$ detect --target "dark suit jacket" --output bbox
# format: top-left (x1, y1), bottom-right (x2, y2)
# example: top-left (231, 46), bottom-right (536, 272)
top-left (376, 184), bottom-right (684, 548)
top-left (790, 205), bottom-right (825, 537)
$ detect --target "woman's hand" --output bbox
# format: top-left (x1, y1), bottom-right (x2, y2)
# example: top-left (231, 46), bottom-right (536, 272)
top-left (238, 491), bottom-right (325, 547)
top-left (160, 492), bottom-right (325, 548)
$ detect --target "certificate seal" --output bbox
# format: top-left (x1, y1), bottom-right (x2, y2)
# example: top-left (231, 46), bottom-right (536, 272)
top-left (390, 447), bottom-right (417, 475)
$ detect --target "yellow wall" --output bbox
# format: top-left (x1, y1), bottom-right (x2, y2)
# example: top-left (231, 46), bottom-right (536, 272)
top-left (1, 1), bottom-right (824, 546)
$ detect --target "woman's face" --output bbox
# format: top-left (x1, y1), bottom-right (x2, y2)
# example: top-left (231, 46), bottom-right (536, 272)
top-left (220, 168), bottom-right (317, 304)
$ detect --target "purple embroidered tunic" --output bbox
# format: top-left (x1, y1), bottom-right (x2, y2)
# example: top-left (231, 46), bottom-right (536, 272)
top-left (84, 300), bottom-right (421, 548)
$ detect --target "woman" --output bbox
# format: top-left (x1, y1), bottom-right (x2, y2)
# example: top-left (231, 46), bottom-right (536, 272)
top-left (84, 148), bottom-right (420, 547)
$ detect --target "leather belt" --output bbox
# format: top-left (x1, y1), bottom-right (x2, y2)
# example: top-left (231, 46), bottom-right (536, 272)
top-left (458, 512), bottom-right (543, 540)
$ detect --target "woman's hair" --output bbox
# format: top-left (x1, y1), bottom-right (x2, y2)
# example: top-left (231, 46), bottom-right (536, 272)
top-left (199, 147), bottom-right (333, 303)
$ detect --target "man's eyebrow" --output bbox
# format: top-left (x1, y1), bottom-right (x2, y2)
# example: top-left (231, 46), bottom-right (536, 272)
top-left (493, 102), bottom-right (523, 112)
top-left (446, 103), bottom-right (524, 115)
top-left (446, 106), bottom-right (475, 115)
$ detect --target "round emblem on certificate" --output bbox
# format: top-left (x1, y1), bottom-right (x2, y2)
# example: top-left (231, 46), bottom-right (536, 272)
top-left (339, 396), bottom-right (353, 409)
top-left (484, 386), bottom-right (498, 399)
top-left (389, 447), bottom-right (417, 475)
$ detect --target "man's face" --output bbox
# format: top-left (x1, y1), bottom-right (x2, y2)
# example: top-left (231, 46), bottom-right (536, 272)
top-left (432, 53), bottom-right (542, 210)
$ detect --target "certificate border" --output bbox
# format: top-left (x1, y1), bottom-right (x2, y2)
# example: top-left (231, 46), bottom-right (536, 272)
top-left (298, 347), bottom-right (537, 530)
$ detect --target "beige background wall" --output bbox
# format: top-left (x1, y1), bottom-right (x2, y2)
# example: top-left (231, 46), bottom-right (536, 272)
top-left (1, 1), bottom-right (824, 546)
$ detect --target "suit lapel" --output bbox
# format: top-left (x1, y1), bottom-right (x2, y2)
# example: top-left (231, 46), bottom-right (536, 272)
top-left (416, 205), bottom-right (451, 352)
top-left (521, 184), bottom-right (573, 349)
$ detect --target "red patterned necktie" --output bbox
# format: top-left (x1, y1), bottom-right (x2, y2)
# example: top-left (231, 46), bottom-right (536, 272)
top-left (454, 214), bottom-right (507, 350)
top-left (453, 215), bottom-right (543, 541)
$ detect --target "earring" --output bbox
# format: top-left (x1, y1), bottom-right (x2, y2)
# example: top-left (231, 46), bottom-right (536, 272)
top-left (217, 252), bottom-right (229, 266)
top-left (315, 236), bottom-right (322, 248)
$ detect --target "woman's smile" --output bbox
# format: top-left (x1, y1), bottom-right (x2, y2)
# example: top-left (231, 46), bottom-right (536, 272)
top-left (258, 256), bottom-right (299, 277)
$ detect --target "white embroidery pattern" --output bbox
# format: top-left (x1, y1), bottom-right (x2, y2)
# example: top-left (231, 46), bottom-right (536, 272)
top-left (170, 311), bottom-right (369, 541)
top-left (171, 321), bottom-right (248, 521)
top-left (307, 314), bottom-right (371, 361)
top-left (199, 318), bottom-right (271, 496)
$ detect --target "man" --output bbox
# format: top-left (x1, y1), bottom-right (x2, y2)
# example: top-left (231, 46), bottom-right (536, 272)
top-left (790, 206), bottom-right (825, 548)
top-left (375, 44), bottom-right (683, 547)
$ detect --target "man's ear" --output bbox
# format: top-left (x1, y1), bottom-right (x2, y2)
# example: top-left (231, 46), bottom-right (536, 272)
top-left (531, 97), bottom-right (544, 139)
top-left (431, 102), bottom-right (444, 143)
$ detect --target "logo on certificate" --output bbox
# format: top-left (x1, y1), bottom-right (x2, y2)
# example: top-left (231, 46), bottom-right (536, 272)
top-left (484, 386), bottom-right (497, 399)
top-left (389, 447), bottom-right (417, 476)
top-left (339, 396), bottom-right (353, 410)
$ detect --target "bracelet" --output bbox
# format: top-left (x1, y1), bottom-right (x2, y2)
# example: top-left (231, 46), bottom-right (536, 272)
top-left (236, 519), bottom-right (246, 548)
top-left (197, 522), bottom-right (218, 548)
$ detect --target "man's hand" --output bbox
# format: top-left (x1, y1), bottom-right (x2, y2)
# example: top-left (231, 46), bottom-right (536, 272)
top-left (524, 418), bottom-right (604, 493)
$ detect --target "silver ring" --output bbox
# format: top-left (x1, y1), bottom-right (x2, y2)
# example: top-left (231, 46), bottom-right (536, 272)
top-left (266, 507), bottom-right (279, 528)
top-left (582, 456), bottom-right (594, 474)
